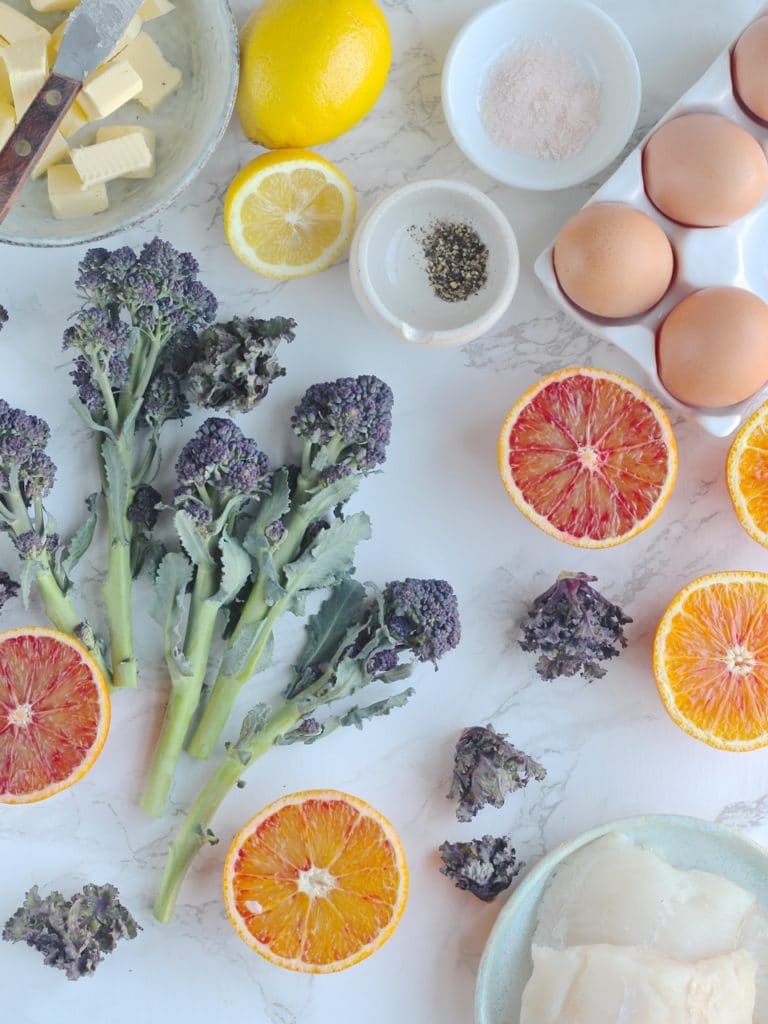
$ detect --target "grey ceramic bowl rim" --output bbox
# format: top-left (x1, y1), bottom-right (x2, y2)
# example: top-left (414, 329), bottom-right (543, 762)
top-left (0, 0), bottom-right (239, 248)
top-left (474, 812), bottom-right (768, 1023)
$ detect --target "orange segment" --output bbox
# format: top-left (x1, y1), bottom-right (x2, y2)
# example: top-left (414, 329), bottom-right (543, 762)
top-left (223, 790), bottom-right (408, 973)
top-left (728, 401), bottom-right (768, 546)
top-left (498, 367), bottom-right (677, 548)
top-left (654, 572), bottom-right (768, 750)
top-left (0, 627), bottom-right (110, 804)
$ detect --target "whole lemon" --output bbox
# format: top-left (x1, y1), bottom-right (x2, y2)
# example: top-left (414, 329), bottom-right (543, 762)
top-left (236, 0), bottom-right (392, 149)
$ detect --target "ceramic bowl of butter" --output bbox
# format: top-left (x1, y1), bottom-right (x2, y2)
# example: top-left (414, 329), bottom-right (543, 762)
top-left (442, 0), bottom-right (641, 191)
top-left (0, 0), bottom-right (238, 247)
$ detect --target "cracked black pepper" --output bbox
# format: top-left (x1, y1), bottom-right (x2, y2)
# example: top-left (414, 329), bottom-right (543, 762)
top-left (413, 221), bottom-right (489, 303)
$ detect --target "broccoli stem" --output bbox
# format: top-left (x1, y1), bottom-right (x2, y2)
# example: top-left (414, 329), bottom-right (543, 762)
top-left (101, 435), bottom-right (137, 689)
top-left (186, 498), bottom-right (314, 759)
top-left (153, 700), bottom-right (303, 923)
top-left (186, 596), bottom-right (287, 759)
top-left (35, 564), bottom-right (112, 685)
top-left (141, 565), bottom-right (221, 818)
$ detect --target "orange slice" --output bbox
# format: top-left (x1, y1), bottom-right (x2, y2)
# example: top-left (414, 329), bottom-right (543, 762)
top-left (653, 572), bottom-right (768, 750)
top-left (223, 789), bottom-right (408, 973)
top-left (498, 367), bottom-right (677, 548)
top-left (727, 401), bottom-right (768, 547)
top-left (0, 627), bottom-right (110, 804)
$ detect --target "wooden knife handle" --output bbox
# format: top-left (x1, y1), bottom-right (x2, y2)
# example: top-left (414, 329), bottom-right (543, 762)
top-left (0, 72), bottom-right (81, 224)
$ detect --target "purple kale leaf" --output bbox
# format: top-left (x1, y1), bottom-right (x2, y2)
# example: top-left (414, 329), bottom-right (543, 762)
top-left (3, 884), bottom-right (140, 980)
top-left (520, 572), bottom-right (632, 682)
top-left (439, 835), bottom-right (522, 901)
top-left (448, 725), bottom-right (546, 822)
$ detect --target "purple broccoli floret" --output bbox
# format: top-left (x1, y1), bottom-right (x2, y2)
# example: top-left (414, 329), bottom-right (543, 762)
top-left (0, 402), bottom-right (55, 502)
top-left (383, 578), bottom-right (461, 665)
top-left (439, 836), bottom-right (522, 901)
top-left (0, 570), bottom-right (18, 609)
top-left (174, 418), bottom-right (270, 530)
top-left (128, 485), bottom-right (161, 531)
top-left (291, 375), bottom-right (393, 476)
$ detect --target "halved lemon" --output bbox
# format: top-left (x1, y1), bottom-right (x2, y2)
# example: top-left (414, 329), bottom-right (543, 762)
top-left (0, 627), bottom-right (110, 804)
top-left (224, 150), bottom-right (357, 280)
top-left (223, 789), bottom-right (408, 973)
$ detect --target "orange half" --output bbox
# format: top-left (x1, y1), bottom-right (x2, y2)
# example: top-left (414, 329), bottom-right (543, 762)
top-left (223, 789), bottom-right (408, 973)
top-left (654, 572), bottom-right (768, 750)
top-left (727, 401), bottom-right (768, 547)
top-left (498, 367), bottom-right (677, 548)
top-left (0, 627), bottom-right (110, 803)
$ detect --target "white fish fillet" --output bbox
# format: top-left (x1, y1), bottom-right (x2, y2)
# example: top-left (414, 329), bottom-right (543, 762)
top-left (520, 944), bottom-right (756, 1024)
top-left (533, 833), bottom-right (756, 959)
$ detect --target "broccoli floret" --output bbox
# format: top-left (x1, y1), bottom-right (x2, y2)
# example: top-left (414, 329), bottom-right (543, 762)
top-left (291, 375), bottom-right (393, 480)
top-left (3, 883), bottom-right (140, 980)
top-left (0, 569), bottom-right (18, 609)
top-left (520, 572), bottom-right (632, 681)
top-left (140, 371), bottom-right (190, 432)
top-left (127, 484), bottom-right (161, 531)
top-left (0, 401), bottom-right (55, 503)
top-left (439, 836), bottom-right (522, 901)
top-left (448, 725), bottom-right (546, 822)
top-left (383, 578), bottom-right (461, 665)
top-left (183, 316), bottom-right (296, 415)
top-left (174, 417), bottom-right (270, 530)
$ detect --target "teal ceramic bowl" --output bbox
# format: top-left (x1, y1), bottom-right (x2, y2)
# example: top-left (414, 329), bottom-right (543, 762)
top-left (475, 814), bottom-right (768, 1024)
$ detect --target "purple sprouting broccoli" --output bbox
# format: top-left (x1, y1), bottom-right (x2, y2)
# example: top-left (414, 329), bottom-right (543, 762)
top-left (142, 418), bottom-right (271, 817)
top-left (448, 726), bottom-right (546, 822)
top-left (0, 398), bottom-right (107, 677)
top-left (181, 316), bottom-right (296, 415)
top-left (0, 570), bottom-right (18, 610)
top-left (291, 374), bottom-right (393, 481)
top-left (384, 578), bottom-right (462, 666)
top-left (63, 239), bottom-right (219, 688)
top-left (520, 572), bottom-right (632, 682)
top-left (154, 574), bottom-right (461, 923)
top-left (187, 376), bottom-right (394, 761)
top-left (439, 836), bottom-right (522, 901)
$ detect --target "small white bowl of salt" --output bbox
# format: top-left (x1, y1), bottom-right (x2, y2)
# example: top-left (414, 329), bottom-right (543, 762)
top-left (442, 0), bottom-right (641, 190)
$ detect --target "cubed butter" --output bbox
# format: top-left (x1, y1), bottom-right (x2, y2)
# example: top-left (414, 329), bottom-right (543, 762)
top-left (105, 13), bottom-right (142, 61)
top-left (60, 99), bottom-right (88, 137)
top-left (48, 164), bottom-right (108, 219)
top-left (30, 0), bottom-right (78, 11)
top-left (72, 131), bottom-right (153, 186)
top-left (0, 2), bottom-right (48, 44)
top-left (138, 0), bottom-right (174, 21)
top-left (1, 37), bottom-right (47, 116)
top-left (31, 130), bottom-right (68, 179)
top-left (0, 98), bottom-right (13, 149)
top-left (79, 58), bottom-right (142, 119)
top-left (122, 32), bottom-right (180, 112)
top-left (95, 124), bottom-right (155, 178)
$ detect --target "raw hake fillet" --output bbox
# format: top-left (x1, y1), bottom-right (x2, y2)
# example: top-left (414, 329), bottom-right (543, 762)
top-left (520, 945), bottom-right (756, 1024)
top-left (534, 833), bottom-right (756, 959)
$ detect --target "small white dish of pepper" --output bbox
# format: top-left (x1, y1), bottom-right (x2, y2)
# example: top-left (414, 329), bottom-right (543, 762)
top-left (349, 179), bottom-right (519, 347)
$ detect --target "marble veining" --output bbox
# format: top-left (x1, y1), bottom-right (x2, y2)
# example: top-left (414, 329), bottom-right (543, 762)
top-left (4, 1), bottom-right (768, 1022)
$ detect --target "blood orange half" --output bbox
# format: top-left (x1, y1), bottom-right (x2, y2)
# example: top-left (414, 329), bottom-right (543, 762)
top-left (0, 628), bottom-right (110, 804)
top-left (498, 368), bottom-right (677, 548)
top-left (223, 790), bottom-right (408, 973)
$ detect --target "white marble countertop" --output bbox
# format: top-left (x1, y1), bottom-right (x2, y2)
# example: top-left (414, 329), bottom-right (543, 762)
top-left (5, 0), bottom-right (768, 1020)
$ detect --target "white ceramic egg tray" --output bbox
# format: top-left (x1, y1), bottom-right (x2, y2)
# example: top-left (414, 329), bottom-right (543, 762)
top-left (534, 6), bottom-right (768, 437)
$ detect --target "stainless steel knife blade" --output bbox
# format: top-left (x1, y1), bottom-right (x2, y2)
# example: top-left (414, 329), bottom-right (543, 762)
top-left (54, 0), bottom-right (143, 83)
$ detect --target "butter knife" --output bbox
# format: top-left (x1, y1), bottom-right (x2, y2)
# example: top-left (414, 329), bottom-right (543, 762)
top-left (0, 0), bottom-right (142, 223)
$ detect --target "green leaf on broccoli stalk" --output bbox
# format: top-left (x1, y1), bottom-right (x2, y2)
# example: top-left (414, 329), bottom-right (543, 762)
top-left (221, 622), bottom-right (275, 679)
top-left (57, 493), bottom-right (98, 584)
top-left (232, 704), bottom-right (271, 764)
top-left (174, 510), bottom-right (214, 570)
top-left (213, 532), bottom-right (252, 606)
top-left (281, 512), bottom-right (371, 614)
top-left (100, 438), bottom-right (131, 545)
top-left (19, 558), bottom-right (39, 609)
top-left (150, 553), bottom-right (194, 678)
top-left (241, 468), bottom-right (292, 559)
top-left (292, 577), bottom-right (366, 680)
top-left (298, 473), bottom-right (361, 521)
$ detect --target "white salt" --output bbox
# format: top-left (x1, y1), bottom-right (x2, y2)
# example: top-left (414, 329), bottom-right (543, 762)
top-left (481, 40), bottom-right (602, 161)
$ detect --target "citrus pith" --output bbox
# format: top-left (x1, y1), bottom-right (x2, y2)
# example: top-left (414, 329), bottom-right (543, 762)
top-left (654, 572), bottom-right (768, 751)
top-left (0, 627), bottom-right (110, 804)
top-left (224, 150), bottom-right (357, 280)
top-left (498, 367), bottom-right (677, 548)
top-left (223, 790), bottom-right (408, 973)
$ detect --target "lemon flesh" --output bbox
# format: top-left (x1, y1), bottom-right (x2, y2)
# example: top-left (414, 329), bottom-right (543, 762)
top-left (225, 150), bottom-right (357, 280)
top-left (237, 0), bottom-right (391, 148)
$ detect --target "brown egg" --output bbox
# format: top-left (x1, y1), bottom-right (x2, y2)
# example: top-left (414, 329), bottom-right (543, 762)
top-left (553, 203), bottom-right (674, 319)
top-left (657, 287), bottom-right (768, 408)
top-left (733, 17), bottom-right (768, 122)
top-left (643, 113), bottom-right (768, 227)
